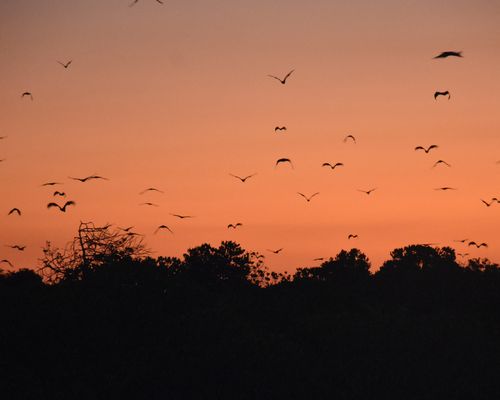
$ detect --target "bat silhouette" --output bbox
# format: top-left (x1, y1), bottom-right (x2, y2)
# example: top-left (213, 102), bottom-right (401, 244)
top-left (358, 188), bottom-right (377, 195)
top-left (347, 234), bottom-right (358, 239)
top-left (275, 158), bottom-right (294, 169)
top-left (53, 191), bottom-right (66, 197)
top-left (415, 145), bottom-right (438, 153)
top-left (434, 187), bottom-right (457, 191)
top-left (230, 173), bottom-right (256, 183)
top-left (69, 175), bottom-right (109, 182)
top-left (0, 259), bottom-right (13, 268)
top-left (171, 213), bottom-right (194, 219)
top-left (434, 91), bottom-right (451, 100)
top-left (297, 192), bottom-right (319, 202)
top-left (155, 225), bottom-right (173, 234)
top-left (453, 239), bottom-right (468, 243)
top-left (47, 201), bottom-right (75, 212)
top-left (41, 182), bottom-right (62, 186)
top-left (227, 223), bottom-right (243, 229)
top-left (275, 126), bottom-right (287, 132)
top-left (481, 199), bottom-right (497, 207)
top-left (322, 162), bottom-right (344, 169)
top-left (6, 245), bottom-right (26, 251)
top-left (267, 248), bottom-right (283, 254)
top-left (268, 69), bottom-right (294, 84)
top-left (22, 92), bottom-right (33, 100)
top-left (57, 60), bottom-right (72, 69)
top-left (119, 226), bottom-right (134, 232)
top-left (313, 257), bottom-right (324, 261)
top-left (468, 241), bottom-right (488, 248)
top-left (343, 135), bottom-right (356, 143)
top-left (130, 0), bottom-right (163, 6)
top-left (140, 187), bottom-right (164, 194)
top-left (433, 51), bottom-right (463, 59)
top-left (433, 160), bottom-right (451, 168)
top-left (140, 202), bottom-right (159, 207)
top-left (8, 208), bottom-right (21, 216)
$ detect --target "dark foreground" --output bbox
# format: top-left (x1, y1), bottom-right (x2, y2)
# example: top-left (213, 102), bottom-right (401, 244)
top-left (2, 238), bottom-right (500, 399)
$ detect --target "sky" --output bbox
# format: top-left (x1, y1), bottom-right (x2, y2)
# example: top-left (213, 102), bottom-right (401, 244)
top-left (1, 0), bottom-right (499, 273)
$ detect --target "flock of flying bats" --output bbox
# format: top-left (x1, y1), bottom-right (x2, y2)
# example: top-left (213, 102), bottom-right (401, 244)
top-left (1, 21), bottom-right (498, 271)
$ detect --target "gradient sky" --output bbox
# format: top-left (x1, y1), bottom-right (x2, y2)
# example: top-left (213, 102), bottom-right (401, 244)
top-left (1, 0), bottom-right (499, 272)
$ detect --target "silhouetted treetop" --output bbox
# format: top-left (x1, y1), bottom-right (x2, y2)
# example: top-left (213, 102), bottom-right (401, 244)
top-left (294, 248), bottom-right (371, 283)
top-left (378, 245), bottom-right (459, 277)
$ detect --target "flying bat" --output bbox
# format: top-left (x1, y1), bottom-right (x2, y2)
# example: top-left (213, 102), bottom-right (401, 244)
top-left (347, 234), bottom-right (358, 239)
top-left (6, 245), bottom-right (26, 251)
top-left (322, 162), bottom-right (344, 170)
top-left (227, 223), bottom-right (243, 229)
top-left (434, 91), bottom-right (451, 100)
top-left (155, 225), bottom-right (173, 234)
top-left (41, 182), bottom-right (62, 186)
top-left (433, 160), bottom-right (451, 168)
top-left (69, 175), bottom-right (109, 182)
top-left (268, 69), bottom-right (294, 84)
top-left (229, 173), bottom-right (256, 183)
top-left (140, 202), bottom-right (159, 207)
top-left (275, 158), bottom-right (294, 169)
top-left (297, 192), bottom-right (319, 202)
top-left (468, 241), bottom-right (488, 248)
top-left (8, 208), bottom-right (21, 216)
top-left (140, 187), bottom-right (164, 194)
top-left (433, 51), bottom-right (463, 59)
top-left (0, 259), bottom-right (13, 268)
top-left (358, 188), bottom-right (377, 195)
top-left (130, 0), bottom-right (164, 6)
top-left (434, 187), bottom-right (457, 191)
top-left (171, 213), bottom-right (194, 219)
top-left (53, 191), bottom-right (66, 197)
top-left (47, 201), bottom-right (75, 212)
top-left (275, 126), bottom-right (287, 132)
top-left (415, 145), bottom-right (438, 154)
top-left (267, 248), bottom-right (283, 254)
top-left (21, 92), bottom-right (33, 100)
top-left (343, 135), bottom-right (356, 143)
top-left (57, 60), bottom-right (72, 69)
top-left (481, 199), bottom-right (497, 207)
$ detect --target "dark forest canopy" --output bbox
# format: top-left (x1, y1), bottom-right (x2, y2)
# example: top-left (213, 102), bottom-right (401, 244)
top-left (2, 224), bottom-right (500, 399)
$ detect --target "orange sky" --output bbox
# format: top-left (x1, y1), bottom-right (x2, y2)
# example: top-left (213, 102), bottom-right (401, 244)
top-left (1, 0), bottom-right (499, 272)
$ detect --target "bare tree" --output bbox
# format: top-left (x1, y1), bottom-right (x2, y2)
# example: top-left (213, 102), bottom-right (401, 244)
top-left (39, 221), bottom-right (149, 283)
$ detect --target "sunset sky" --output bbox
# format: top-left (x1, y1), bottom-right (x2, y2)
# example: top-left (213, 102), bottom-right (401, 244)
top-left (1, 0), bottom-right (499, 272)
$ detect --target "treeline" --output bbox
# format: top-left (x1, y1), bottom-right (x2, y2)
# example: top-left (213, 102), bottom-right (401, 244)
top-left (2, 227), bottom-right (500, 399)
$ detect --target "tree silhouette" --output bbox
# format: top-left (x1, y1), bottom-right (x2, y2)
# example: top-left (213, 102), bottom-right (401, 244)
top-left (39, 221), bottom-right (149, 282)
top-left (377, 245), bottom-right (459, 276)
top-left (294, 248), bottom-right (371, 283)
top-left (179, 241), bottom-right (255, 286)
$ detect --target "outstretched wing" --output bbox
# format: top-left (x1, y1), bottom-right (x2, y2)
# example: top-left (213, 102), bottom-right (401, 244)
top-left (267, 75), bottom-right (282, 82)
top-left (283, 69), bottom-right (295, 82)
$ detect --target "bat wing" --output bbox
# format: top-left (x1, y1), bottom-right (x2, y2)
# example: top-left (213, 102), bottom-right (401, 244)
top-left (283, 69), bottom-right (295, 81)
